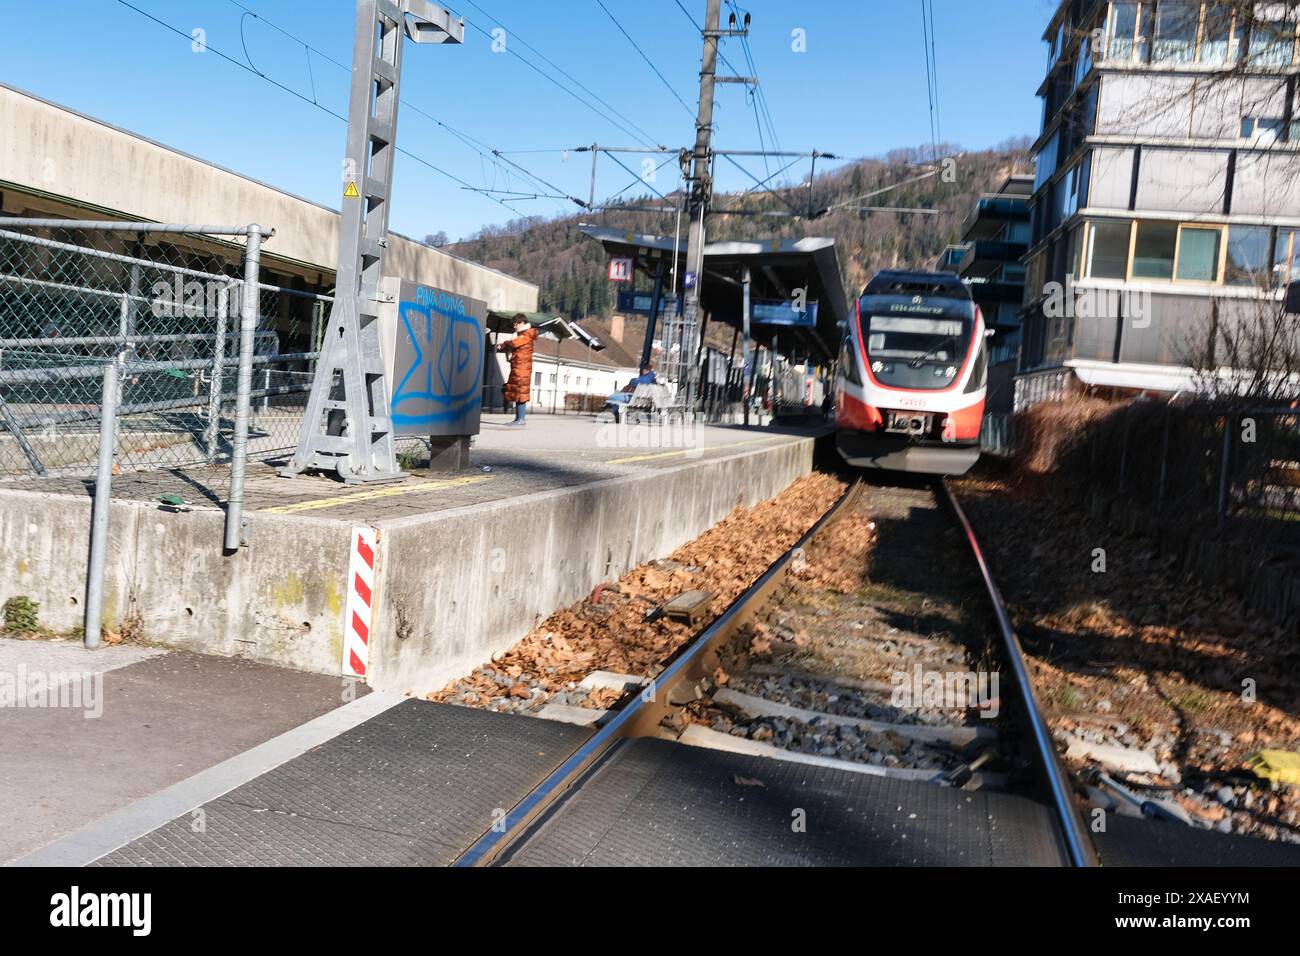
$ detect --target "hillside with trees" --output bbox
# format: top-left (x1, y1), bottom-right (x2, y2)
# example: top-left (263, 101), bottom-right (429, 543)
top-left (443, 138), bottom-right (1033, 318)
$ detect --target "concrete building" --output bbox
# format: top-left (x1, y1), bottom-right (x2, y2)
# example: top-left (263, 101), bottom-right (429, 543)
top-left (1018, 0), bottom-right (1300, 405)
top-left (0, 81), bottom-right (538, 340)
top-left (938, 173), bottom-right (1033, 413)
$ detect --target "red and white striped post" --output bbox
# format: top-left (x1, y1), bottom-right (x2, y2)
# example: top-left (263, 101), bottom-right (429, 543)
top-left (343, 527), bottom-right (377, 679)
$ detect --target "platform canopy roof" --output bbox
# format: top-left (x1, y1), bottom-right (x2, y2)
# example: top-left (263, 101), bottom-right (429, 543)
top-left (579, 224), bottom-right (847, 363)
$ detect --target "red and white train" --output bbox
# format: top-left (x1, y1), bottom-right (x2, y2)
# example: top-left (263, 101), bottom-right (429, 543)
top-left (835, 270), bottom-right (987, 475)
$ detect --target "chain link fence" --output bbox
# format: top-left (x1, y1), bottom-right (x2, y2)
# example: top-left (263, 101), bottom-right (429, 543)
top-left (0, 221), bottom-right (325, 500)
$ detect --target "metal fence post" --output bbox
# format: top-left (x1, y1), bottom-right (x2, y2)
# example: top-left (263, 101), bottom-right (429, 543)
top-left (85, 353), bottom-right (122, 649)
top-left (117, 292), bottom-right (130, 340)
top-left (1157, 409), bottom-right (1170, 508)
top-left (224, 225), bottom-right (263, 552)
top-left (1118, 415), bottom-right (1130, 490)
top-left (204, 283), bottom-right (231, 461)
top-left (1217, 412), bottom-right (1234, 530)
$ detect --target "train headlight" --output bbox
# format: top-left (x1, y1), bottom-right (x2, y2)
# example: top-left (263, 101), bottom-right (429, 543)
top-left (871, 361), bottom-right (884, 374)
top-left (944, 366), bottom-right (957, 378)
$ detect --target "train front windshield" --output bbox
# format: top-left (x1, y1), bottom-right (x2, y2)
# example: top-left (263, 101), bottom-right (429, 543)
top-left (862, 313), bottom-right (971, 390)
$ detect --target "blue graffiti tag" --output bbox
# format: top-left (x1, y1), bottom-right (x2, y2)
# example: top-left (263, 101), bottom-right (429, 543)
top-left (392, 297), bottom-right (483, 427)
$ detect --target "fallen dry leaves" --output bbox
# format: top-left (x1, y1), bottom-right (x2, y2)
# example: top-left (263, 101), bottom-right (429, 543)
top-left (430, 472), bottom-right (848, 708)
top-left (954, 471), bottom-right (1300, 837)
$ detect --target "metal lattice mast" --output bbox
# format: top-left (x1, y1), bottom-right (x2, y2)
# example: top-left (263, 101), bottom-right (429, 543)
top-left (283, 0), bottom-right (463, 483)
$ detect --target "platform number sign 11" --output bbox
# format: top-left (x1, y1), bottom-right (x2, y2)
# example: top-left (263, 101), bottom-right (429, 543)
top-left (607, 257), bottom-right (633, 283)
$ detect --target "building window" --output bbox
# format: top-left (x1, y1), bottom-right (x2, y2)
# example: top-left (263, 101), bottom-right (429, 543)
top-left (1248, 7), bottom-right (1298, 66)
top-left (1200, 2), bottom-right (1243, 64)
top-left (1107, 2), bottom-right (1140, 62)
top-left (1086, 220), bottom-right (1133, 279)
top-left (1242, 116), bottom-right (1286, 143)
top-left (1276, 229), bottom-right (1300, 286)
top-left (1133, 221), bottom-right (1179, 278)
top-left (1225, 225), bottom-right (1274, 287)
top-left (1174, 225), bottom-right (1223, 282)
top-left (534, 372), bottom-right (542, 385)
top-left (1074, 35), bottom-right (1094, 87)
top-left (1153, 2), bottom-right (1200, 63)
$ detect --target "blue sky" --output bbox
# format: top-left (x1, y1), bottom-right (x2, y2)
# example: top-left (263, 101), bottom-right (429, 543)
top-left (0, 0), bottom-right (1054, 242)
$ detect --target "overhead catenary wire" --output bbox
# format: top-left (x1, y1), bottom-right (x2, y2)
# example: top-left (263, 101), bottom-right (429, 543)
top-left (919, 0), bottom-right (942, 160)
top-left (115, 0), bottom-right (539, 221)
top-left (928, 0), bottom-right (943, 152)
top-left (593, 0), bottom-right (696, 118)
top-left (711, 154), bottom-right (805, 212)
top-left (727, 1), bottom-right (782, 164)
top-left (225, 0), bottom-right (584, 213)
top-left (717, 153), bottom-right (806, 218)
top-left (597, 152), bottom-right (679, 210)
top-left (823, 166), bottom-right (943, 212)
top-left (449, 0), bottom-right (666, 150)
top-left (593, 154), bottom-right (682, 211)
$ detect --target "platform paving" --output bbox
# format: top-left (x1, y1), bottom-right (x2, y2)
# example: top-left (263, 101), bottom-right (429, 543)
top-left (86, 700), bottom-right (589, 867)
top-left (16, 416), bottom-right (830, 525)
top-left (1, 639), bottom-right (359, 864)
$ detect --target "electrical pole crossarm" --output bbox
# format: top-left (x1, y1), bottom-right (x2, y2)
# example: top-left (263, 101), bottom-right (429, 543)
top-left (401, 0), bottom-right (464, 42)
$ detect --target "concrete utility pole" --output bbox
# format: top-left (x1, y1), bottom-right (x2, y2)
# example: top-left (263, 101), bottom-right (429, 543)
top-left (678, 0), bottom-right (752, 414)
top-left (680, 0), bottom-right (721, 415)
top-left (282, 0), bottom-right (463, 484)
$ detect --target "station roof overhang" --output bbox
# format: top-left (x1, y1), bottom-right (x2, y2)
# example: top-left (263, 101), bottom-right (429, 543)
top-left (579, 224), bottom-right (847, 362)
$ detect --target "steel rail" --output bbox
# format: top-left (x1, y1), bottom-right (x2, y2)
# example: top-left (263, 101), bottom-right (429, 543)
top-left (939, 479), bottom-right (1099, 867)
top-left (453, 480), bottom-right (864, 867)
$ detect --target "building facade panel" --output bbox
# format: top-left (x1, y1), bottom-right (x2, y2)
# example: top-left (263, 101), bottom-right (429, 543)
top-left (1135, 148), bottom-right (1230, 213)
top-left (1019, 1), bottom-right (1300, 397)
top-left (1090, 146), bottom-right (1138, 208)
top-left (1232, 150), bottom-right (1300, 215)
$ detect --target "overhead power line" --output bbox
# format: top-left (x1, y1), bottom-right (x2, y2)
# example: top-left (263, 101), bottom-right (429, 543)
top-left (919, 0), bottom-right (943, 160)
top-left (114, 0), bottom-right (542, 219)
top-left (727, 1), bottom-right (782, 164)
top-left (226, 0), bottom-right (586, 213)
top-left (449, 0), bottom-right (666, 149)
top-left (928, 0), bottom-right (943, 150)
top-left (823, 166), bottom-right (943, 212)
top-left (593, 0), bottom-right (695, 118)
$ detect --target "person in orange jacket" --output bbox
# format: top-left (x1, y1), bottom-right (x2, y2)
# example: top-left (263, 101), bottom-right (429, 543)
top-left (497, 314), bottom-right (539, 427)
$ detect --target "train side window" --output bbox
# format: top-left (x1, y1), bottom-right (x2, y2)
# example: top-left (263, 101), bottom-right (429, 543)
top-left (965, 339), bottom-right (988, 392)
top-left (838, 336), bottom-right (862, 384)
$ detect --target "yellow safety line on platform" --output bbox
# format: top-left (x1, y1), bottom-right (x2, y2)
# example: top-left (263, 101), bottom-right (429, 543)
top-left (259, 474), bottom-right (493, 514)
top-left (608, 436), bottom-right (779, 465)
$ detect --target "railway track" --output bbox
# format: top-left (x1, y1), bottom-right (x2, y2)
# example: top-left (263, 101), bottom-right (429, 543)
top-left (454, 475), bottom-right (1097, 867)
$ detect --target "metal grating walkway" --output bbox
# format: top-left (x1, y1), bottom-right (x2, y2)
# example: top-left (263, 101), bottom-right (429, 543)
top-left (504, 737), bottom-right (1068, 867)
top-left (1094, 814), bottom-right (1300, 867)
top-left (92, 701), bottom-right (589, 867)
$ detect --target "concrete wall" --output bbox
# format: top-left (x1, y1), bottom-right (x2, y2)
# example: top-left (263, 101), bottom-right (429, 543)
top-left (0, 83), bottom-right (537, 311)
top-left (368, 438), bottom-right (815, 695)
top-left (0, 489), bottom-right (351, 675)
top-left (0, 438), bottom-right (815, 693)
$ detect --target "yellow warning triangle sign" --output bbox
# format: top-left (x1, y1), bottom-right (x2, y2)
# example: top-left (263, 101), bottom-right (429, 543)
top-left (343, 181), bottom-right (360, 199)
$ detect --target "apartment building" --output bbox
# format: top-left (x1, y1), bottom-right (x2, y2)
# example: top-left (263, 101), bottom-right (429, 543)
top-left (938, 173), bottom-right (1033, 412)
top-left (1019, 0), bottom-right (1300, 406)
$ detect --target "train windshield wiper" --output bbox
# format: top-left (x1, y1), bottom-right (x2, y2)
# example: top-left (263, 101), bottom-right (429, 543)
top-left (908, 335), bottom-right (956, 368)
